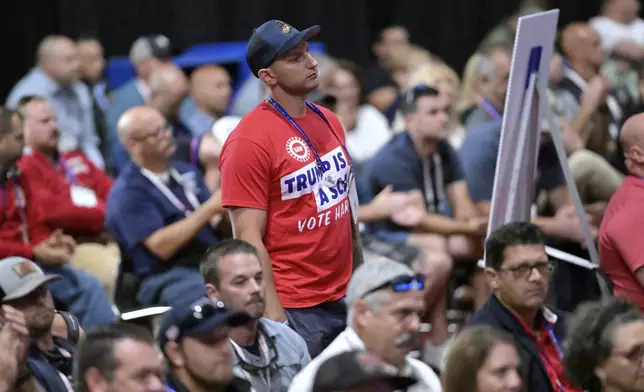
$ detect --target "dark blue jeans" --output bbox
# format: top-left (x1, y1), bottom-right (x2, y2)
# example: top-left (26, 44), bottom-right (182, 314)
top-left (285, 298), bottom-right (347, 358)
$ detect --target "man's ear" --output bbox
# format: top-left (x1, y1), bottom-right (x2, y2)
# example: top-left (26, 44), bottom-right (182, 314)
top-left (85, 367), bottom-right (109, 392)
top-left (205, 283), bottom-right (219, 302)
top-left (353, 299), bottom-right (372, 329)
top-left (484, 267), bottom-right (499, 291)
top-left (258, 68), bottom-right (276, 88)
top-left (164, 342), bottom-right (184, 368)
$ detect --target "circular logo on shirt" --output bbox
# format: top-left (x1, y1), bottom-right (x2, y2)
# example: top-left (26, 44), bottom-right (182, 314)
top-left (285, 137), bottom-right (311, 162)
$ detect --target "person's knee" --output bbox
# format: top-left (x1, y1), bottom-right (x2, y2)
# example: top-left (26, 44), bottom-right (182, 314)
top-left (413, 250), bottom-right (453, 286)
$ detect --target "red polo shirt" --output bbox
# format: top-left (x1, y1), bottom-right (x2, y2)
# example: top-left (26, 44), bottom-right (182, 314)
top-left (599, 176), bottom-right (644, 311)
top-left (514, 312), bottom-right (580, 392)
top-left (18, 149), bottom-right (113, 235)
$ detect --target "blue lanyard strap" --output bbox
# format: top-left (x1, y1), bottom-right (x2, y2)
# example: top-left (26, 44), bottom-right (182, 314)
top-left (479, 99), bottom-right (503, 121)
top-left (56, 158), bottom-right (78, 185)
top-left (267, 97), bottom-right (353, 172)
top-left (544, 322), bottom-right (564, 359)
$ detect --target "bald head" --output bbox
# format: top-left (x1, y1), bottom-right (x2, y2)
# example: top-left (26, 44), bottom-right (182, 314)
top-left (190, 65), bottom-right (232, 118)
top-left (37, 36), bottom-right (80, 85)
top-left (147, 64), bottom-right (188, 118)
top-left (117, 106), bottom-right (164, 144)
top-left (561, 23), bottom-right (604, 67)
top-left (620, 113), bottom-right (644, 173)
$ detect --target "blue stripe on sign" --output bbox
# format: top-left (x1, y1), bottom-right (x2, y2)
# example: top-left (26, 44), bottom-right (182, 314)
top-left (525, 46), bottom-right (543, 89)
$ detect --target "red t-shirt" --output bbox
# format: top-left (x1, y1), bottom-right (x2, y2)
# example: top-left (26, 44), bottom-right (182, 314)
top-left (219, 102), bottom-right (354, 308)
top-left (599, 176), bottom-right (644, 311)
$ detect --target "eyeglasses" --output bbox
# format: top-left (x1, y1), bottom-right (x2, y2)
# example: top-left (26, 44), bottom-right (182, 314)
top-left (362, 274), bottom-right (425, 298)
top-left (498, 261), bottom-right (555, 280)
top-left (131, 124), bottom-right (171, 142)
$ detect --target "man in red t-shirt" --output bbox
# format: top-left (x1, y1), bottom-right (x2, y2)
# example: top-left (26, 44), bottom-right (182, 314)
top-left (219, 20), bottom-right (358, 356)
top-left (600, 113), bottom-right (644, 311)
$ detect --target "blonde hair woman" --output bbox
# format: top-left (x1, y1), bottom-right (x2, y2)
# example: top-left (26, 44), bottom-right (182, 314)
top-left (456, 53), bottom-right (485, 125)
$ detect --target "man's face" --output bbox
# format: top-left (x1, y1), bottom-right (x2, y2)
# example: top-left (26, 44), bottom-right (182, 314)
top-left (486, 244), bottom-right (550, 313)
top-left (23, 100), bottom-right (59, 152)
top-left (48, 40), bottom-right (81, 85)
top-left (192, 67), bottom-right (232, 117)
top-left (476, 342), bottom-right (522, 392)
top-left (597, 320), bottom-right (644, 392)
top-left (616, 0), bottom-right (641, 22)
top-left (376, 27), bottom-right (410, 61)
top-left (488, 50), bottom-right (511, 106)
top-left (128, 110), bottom-right (176, 161)
top-left (407, 95), bottom-right (450, 141)
top-left (574, 27), bottom-right (605, 68)
top-left (267, 41), bottom-right (319, 95)
top-left (5, 285), bottom-right (56, 339)
top-left (0, 114), bottom-right (25, 167)
top-left (150, 77), bottom-right (189, 120)
top-left (179, 327), bottom-right (234, 388)
top-left (208, 253), bottom-right (265, 319)
top-left (101, 339), bottom-right (165, 392)
top-left (358, 290), bottom-right (425, 367)
top-left (77, 40), bottom-right (105, 83)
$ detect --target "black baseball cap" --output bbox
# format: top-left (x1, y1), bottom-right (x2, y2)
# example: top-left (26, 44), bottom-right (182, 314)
top-left (312, 350), bottom-right (418, 391)
top-left (246, 20), bottom-right (321, 77)
top-left (157, 297), bottom-right (252, 352)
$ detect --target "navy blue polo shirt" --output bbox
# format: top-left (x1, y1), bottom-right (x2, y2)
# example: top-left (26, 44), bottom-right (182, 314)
top-left (359, 132), bottom-right (464, 233)
top-left (459, 120), bottom-right (565, 203)
top-left (106, 161), bottom-right (218, 275)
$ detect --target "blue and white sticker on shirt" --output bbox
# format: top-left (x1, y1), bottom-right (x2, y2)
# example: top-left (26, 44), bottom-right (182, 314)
top-left (281, 146), bottom-right (353, 231)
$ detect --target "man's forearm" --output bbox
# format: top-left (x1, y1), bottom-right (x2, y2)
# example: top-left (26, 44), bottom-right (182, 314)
top-left (144, 202), bottom-right (217, 260)
top-left (415, 214), bottom-right (471, 236)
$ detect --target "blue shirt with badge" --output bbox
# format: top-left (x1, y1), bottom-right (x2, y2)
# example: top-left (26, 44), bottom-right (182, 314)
top-left (106, 161), bottom-right (218, 275)
top-left (359, 132), bottom-right (465, 235)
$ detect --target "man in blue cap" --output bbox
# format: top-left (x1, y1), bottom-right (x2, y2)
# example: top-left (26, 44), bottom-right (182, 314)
top-left (219, 19), bottom-right (360, 358)
top-left (158, 296), bottom-right (253, 392)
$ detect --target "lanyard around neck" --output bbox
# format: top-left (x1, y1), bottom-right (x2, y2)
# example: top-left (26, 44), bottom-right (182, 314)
top-left (56, 158), bottom-right (78, 185)
top-left (266, 97), bottom-right (353, 174)
top-left (479, 99), bottom-right (503, 121)
top-left (230, 325), bottom-right (274, 392)
top-left (140, 168), bottom-right (201, 216)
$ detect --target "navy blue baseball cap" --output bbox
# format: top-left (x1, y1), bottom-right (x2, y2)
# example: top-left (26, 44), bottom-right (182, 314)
top-left (246, 20), bottom-right (321, 77)
top-left (157, 297), bottom-right (252, 351)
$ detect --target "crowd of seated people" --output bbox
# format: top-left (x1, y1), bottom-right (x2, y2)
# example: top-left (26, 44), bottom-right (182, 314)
top-left (3, 0), bottom-right (644, 390)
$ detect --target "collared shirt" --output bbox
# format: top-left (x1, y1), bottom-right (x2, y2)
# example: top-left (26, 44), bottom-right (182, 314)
top-left (288, 327), bottom-right (442, 392)
top-left (181, 97), bottom-right (217, 137)
top-left (105, 161), bottom-right (217, 275)
top-left (231, 318), bottom-right (310, 392)
top-left (6, 68), bottom-right (104, 168)
top-left (513, 309), bottom-right (581, 392)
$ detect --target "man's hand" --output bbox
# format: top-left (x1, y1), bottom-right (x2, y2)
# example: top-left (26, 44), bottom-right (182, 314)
top-left (552, 205), bottom-right (598, 244)
top-left (32, 233), bottom-right (73, 266)
top-left (465, 216), bottom-right (488, 236)
top-left (581, 75), bottom-right (610, 110)
top-left (0, 305), bottom-right (29, 391)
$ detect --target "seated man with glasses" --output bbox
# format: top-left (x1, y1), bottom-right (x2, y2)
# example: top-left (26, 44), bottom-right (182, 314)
top-left (468, 221), bottom-right (579, 392)
top-left (289, 257), bottom-right (442, 392)
top-left (106, 106), bottom-right (226, 308)
top-left (158, 297), bottom-right (253, 392)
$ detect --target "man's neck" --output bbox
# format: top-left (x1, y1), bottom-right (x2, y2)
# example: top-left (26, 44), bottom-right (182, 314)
top-left (270, 88), bottom-right (307, 118)
top-left (496, 294), bottom-right (539, 330)
top-left (139, 159), bottom-right (169, 174)
top-left (36, 333), bottom-right (56, 352)
top-left (484, 95), bottom-right (505, 113)
top-left (629, 165), bottom-right (644, 178)
top-left (604, 9), bottom-right (628, 24)
top-left (32, 146), bottom-right (55, 161)
top-left (175, 371), bottom-right (225, 392)
top-left (229, 320), bottom-right (259, 347)
top-left (409, 133), bottom-right (438, 159)
top-left (569, 61), bottom-right (599, 82)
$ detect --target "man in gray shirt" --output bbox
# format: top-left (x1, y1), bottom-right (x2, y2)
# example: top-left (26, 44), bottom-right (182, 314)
top-left (7, 35), bottom-right (103, 169)
top-left (201, 239), bottom-right (311, 392)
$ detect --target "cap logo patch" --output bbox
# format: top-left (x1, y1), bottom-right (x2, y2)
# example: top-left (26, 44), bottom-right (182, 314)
top-left (276, 20), bottom-right (291, 34)
top-left (13, 261), bottom-right (36, 277)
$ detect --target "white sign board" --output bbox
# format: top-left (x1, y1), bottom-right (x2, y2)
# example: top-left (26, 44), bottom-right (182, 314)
top-left (487, 9), bottom-right (559, 235)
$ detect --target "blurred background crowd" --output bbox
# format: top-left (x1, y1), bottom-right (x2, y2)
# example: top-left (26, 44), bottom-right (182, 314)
top-left (3, 0), bottom-right (644, 391)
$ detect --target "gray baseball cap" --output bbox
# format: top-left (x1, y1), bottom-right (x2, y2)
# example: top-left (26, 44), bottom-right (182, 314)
top-left (346, 257), bottom-right (417, 304)
top-left (0, 257), bottom-right (61, 301)
top-left (129, 35), bottom-right (172, 63)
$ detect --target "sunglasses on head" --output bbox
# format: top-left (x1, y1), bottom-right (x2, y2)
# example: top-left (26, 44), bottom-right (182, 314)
top-left (362, 274), bottom-right (425, 298)
top-left (178, 298), bottom-right (226, 332)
